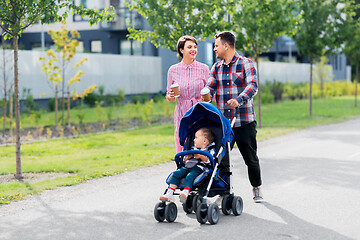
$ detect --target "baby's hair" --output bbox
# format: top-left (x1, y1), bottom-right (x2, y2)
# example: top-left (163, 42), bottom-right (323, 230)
top-left (199, 128), bottom-right (215, 143)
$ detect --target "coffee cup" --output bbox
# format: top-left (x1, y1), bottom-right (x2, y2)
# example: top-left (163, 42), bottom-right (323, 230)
top-left (201, 87), bottom-right (211, 102)
top-left (170, 83), bottom-right (180, 98)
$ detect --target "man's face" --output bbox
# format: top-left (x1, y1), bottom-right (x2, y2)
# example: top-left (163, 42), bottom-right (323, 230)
top-left (214, 37), bottom-right (226, 59)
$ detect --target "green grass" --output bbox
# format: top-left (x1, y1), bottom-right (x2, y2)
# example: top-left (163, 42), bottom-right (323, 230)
top-left (261, 96), bottom-right (360, 128)
top-left (1, 96), bottom-right (360, 204)
top-left (0, 124), bottom-right (175, 204)
top-left (1, 101), bottom-right (174, 130)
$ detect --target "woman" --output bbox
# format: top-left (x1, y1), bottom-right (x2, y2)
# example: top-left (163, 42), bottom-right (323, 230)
top-left (166, 36), bottom-right (210, 153)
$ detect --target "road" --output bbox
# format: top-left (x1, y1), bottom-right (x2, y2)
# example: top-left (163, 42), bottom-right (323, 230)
top-left (1, 118), bottom-right (359, 240)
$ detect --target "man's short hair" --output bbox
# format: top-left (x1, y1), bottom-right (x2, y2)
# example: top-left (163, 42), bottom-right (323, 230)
top-left (177, 35), bottom-right (198, 58)
top-left (199, 128), bottom-right (215, 144)
top-left (215, 31), bottom-right (235, 48)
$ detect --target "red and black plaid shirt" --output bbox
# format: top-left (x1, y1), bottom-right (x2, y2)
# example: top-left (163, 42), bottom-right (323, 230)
top-left (206, 52), bottom-right (258, 127)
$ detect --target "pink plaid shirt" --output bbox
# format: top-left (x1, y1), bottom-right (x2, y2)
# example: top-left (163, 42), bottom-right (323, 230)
top-left (167, 60), bottom-right (209, 152)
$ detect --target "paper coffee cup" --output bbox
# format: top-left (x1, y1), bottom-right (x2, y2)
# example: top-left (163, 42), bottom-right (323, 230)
top-left (201, 87), bottom-right (211, 102)
top-left (170, 83), bottom-right (180, 97)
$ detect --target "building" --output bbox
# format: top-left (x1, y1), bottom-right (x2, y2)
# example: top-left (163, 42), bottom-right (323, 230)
top-left (4, 0), bottom-right (351, 98)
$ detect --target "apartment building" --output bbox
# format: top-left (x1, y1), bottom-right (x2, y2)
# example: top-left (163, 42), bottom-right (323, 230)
top-left (5, 0), bottom-right (350, 96)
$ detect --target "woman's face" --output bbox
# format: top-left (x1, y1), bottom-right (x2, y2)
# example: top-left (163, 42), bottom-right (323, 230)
top-left (180, 40), bottom-right (197, 60)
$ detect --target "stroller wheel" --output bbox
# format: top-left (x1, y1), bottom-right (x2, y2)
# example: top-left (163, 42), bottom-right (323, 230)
top-left (183, 194), bottom-right (194, 213)
top-left (207, 203), bottom-right (220, 225)
top-left (221, 195), bottom-right (232, 215)
top-left (192, 194), bottom-right (202, 212)
top-left (196, 202), bottom-right (208, 224)
top-left (232, 196), bottom-right (243, 216)
top-left (165, 202), bottom-right (178, 222)
top-left (154, 202), bottom-right (166, 222)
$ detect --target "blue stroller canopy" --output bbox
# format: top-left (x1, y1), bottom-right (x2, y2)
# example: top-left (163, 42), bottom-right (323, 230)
top-left (178, 102), bottom-right (233, 147)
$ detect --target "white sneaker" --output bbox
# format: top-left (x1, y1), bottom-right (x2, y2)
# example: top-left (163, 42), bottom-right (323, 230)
top-left (215, 195), bottom-right (223, 207)
top-left (160, 191), bottom-right (174, 202)
top-left (179, 189), bottom-right (189, 203)
top-left (252, 187), bottom-right (263, 203)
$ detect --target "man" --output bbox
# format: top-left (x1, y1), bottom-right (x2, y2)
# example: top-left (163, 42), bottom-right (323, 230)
top-left (205, 31), bottom-right (263, 202)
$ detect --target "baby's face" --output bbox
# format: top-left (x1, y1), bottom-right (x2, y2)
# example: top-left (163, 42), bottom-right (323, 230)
top-left (194, 131), bottom-right (209, 149)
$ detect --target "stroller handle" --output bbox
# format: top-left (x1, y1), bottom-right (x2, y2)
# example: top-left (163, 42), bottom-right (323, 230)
top-left (230, 106), bottom-right (240, 128)
top-left (174, 150), bottom-right (215, 168)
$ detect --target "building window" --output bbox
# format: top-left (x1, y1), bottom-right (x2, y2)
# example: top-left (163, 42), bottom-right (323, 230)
top-left (73, 0), bottom-right (104, 22)
top-left (91, 40), bottom-right (102, 53)
top-left (339, 56), bottom-right (342, 70)
top-left (120, 39), bottom-right (142, 56)
top-left (132, 40), bottom-right (142, 56)
top-left (205, 42), bottom-right (213, 67)
top-left (31, 42), bottom-right (53, 51)
top-left (76, 41), bottom-right (84, 53)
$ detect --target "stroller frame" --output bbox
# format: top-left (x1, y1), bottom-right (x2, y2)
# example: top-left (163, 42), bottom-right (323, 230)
top-left (154, 103), bottom-right (243, 224)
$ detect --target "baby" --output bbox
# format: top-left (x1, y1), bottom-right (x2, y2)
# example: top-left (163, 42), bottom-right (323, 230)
top-left (160, 128), bottom-right (216, 203)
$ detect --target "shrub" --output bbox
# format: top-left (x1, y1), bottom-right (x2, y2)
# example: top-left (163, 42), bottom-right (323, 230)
top-left (140, 92), bottom-right (148, 104)
top-left (259, 87), bottom-right (274, 104)
top-left (117, 89), bottom-right (125, 104)
top-left (265, 80), bottom-right (284, 102)
top-left (131, 95), bottom-right (140, 104)
top-left (84, 92), bottom-right (100, 107)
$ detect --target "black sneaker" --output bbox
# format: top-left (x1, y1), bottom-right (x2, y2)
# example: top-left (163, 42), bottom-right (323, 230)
top-left (252, 187), bottom-right (263, 203)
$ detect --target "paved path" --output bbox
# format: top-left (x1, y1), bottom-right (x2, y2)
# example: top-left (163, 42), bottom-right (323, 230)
top-left (1, 118), bottom-right (359, 240)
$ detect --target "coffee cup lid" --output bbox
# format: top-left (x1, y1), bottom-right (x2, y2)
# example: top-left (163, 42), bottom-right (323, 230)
top-left (201, 87), bottom-right (210, 94)
top-left (171, 83), bottom-right (179, 87)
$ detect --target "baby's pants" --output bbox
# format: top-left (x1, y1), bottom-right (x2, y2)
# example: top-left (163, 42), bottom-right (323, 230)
top-left (169, 166), bottom-right (203, 189)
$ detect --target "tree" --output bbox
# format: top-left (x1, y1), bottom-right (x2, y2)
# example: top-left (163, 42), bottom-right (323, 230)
top-left (313, 54), bottom-right (334, 97)
top-left (40, 22), bottom-right (87, 127)
top-left (229, 0), bottom-right (300, 127)
top-left (126, 0), bottom-right (231, 51)
top-left (341, 0), bottom-right (360, 107)
top-left (0, 0), bottom-right (114, 179)
top-left (40, 49), bottom-right (62, 126)
top-left (292, 0), bottom-right (344, 117)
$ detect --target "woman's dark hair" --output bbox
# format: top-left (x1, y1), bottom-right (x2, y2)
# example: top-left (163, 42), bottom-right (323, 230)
top-left (177, 36), bottom-right (198, 58)
top-left (215, 31), bottom-right (235, 49)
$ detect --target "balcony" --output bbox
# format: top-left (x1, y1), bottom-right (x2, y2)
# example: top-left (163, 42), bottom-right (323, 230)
top-left (99, 7), bottom-right (142, 31)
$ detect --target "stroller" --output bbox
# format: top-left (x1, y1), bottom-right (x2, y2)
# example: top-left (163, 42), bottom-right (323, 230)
top-left (154, 102), bottom-right (243, 224)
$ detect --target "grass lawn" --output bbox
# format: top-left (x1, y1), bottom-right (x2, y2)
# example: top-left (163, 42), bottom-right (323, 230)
top-left (1, 96), bottom-right (360, 204)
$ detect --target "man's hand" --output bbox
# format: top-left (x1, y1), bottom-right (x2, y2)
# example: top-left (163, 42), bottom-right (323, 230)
top-left (227, 99), bottom-right (239, 108)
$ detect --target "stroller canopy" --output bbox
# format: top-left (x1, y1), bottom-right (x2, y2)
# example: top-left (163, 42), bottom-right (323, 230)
top-left (178, 102), bottom-right (233, 147)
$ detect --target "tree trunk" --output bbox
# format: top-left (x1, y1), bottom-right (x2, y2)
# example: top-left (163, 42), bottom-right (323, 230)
top-left (13, 37), bottom-right (22, 179)
top-left (67, 85), bottom-right (71, 127)
top-left (256, 59), bottom-right (262, 128)
top-left (61, 59), bottom-right (65, 126)
top-left (55, 85), bottom-right (58, 127)
top-left (355, 62), bottom-right (358, 108)
top-left (9, 85), bottom-right (13, 137)
top-left (309, 62), bottom-right (313, 117)
top-left (2, 46), bottom-right (6, 137)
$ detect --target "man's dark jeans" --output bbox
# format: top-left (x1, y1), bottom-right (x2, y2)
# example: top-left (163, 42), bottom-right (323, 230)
top-left (219, 121), bottom-right (262, 187)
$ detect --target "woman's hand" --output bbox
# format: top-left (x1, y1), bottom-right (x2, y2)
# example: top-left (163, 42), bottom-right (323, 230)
top-left (166, 90), bottom-right (176, 102)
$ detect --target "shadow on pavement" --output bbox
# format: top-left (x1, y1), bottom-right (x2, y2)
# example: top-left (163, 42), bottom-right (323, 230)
top-left (1, 200), bottom-right (353, 240)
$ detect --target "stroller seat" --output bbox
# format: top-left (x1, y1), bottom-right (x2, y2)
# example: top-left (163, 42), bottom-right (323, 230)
top-left (168, 127), bottom-right (231, 196)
